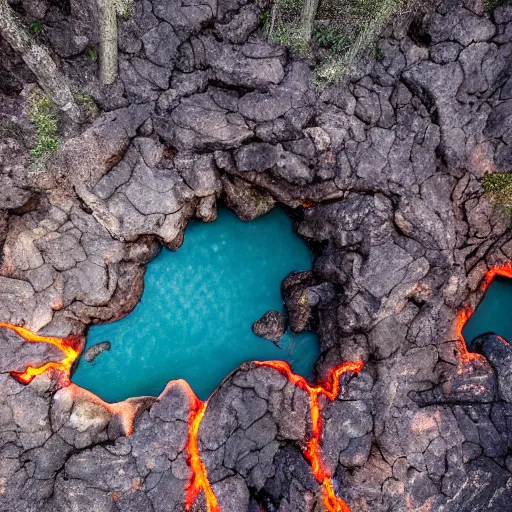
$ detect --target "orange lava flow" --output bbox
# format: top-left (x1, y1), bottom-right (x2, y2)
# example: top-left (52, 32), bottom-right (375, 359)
top-left (255, 360), bottom-right (364, 512)
top-left (0, 322), bottom-right (80, 384)
top-left (481, 262), bottom-right (512, 291)
top-left (454, 306), bottom-right (481, 363)
top-left (185, 394), bottom-right (220, 512)
top-left (455, 263), bottom-right (512, 363)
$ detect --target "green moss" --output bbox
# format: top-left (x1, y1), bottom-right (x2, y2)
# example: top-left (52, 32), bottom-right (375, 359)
top-left (87, 47), bottom-right (97, 61)
top-left (375, 44), bottom-right (384, 61)
top-left (483, 173), bottom-right (512, 209)
top-left (350, 0), bottom-right (383, 19)
top-left (485, 0), bottom-right (512, 9)
top-left (313, 25), bottom-right (352, 54)
top-left (298, 291), bottom-right (308, 307)
top-left (28, 91), bottom-right (59, 165)
top-left (262, 9), bottom-right (272, 34)
top-left (74, 91), bottom-right (99, 119)
top-left (268, 0), bottom-right (407, 86)
top-left (271, 23), bottom-right (309, 54)
top-left (29, 20), bottom-right (43, 33)
top-left (116, 0), bottom-right (134, 19)
top-left (483, 173), bottom-right (512, 192)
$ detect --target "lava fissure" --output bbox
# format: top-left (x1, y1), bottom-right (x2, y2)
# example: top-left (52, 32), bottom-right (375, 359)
top-left (185, 393), bottom-right (220, 512)
top-left (255, 360), bottom-right (364, 512)
top-left (0, 321), bottom-right (80, 384)
top-left (1, 320), bottom-right (363, 511)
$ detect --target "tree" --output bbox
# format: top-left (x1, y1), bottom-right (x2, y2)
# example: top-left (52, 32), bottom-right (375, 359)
top-left (0, 0), bottom-right (81, 121)
top-left (300, 0), bottom-right (320, 44)
top-left (0, 0), bottom-right (134, 118)
top-left (97, 0), bottom-right (133, 85)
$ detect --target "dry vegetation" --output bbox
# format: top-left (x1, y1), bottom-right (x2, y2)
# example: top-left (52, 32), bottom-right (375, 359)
top-left (264, 0), bottom-right (430, 86)
top-left (483, 173), bottom-right (512, 211)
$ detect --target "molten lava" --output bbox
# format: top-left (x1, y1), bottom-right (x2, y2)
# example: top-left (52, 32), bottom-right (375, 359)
top-left (454, 306), bottom-right (482, 363)
top-left (455, 263), bottom-right (512, 363)
top-left (481, 262), bottom-right (512, 291)
top-left (185, 394), bottom-right (220, 512)
top-left (255, 360), bottom-right (364, 512)
top-left (0, 321), bottom-right (80, 384)
top-left (0, 320), bottom-right (363, 511)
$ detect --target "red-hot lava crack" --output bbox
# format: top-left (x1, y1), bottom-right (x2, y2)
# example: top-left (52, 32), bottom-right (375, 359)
top-left (1, 321), bottom-right (363, 511)
top-left (455, 263), bottom-right (512, 363)
top-left (185, 392), bottom-right (220, 512)
top-left (0, 321), bottom-right (81, 384)
top-left (255, 360), bottom-right (364, 512)
top-left (0, 322), bottom-right (140, 434)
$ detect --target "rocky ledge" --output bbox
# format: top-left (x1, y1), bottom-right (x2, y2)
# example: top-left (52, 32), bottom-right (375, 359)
top-left (1, 0), bottom-right (512, 510)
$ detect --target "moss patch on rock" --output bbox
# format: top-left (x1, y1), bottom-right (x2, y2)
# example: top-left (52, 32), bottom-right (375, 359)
top-left (483, 173), bottom-right (512, 209)
top-left (28, 90), bottom-right (59, 166)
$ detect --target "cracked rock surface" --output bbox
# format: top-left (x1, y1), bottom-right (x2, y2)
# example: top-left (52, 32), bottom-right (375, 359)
top-left (1, 0), bottom-right (512, 510)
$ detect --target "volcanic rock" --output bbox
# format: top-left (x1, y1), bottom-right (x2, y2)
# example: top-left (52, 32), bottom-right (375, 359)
top-left (1, 0), bottom-right (512, 510)
top-left (84, 341), bottom-right (111, 363)
top-left (252, 310), bottom-right (286, 344)
top-left (473, 333), bottom-right (512, 403)
top-left (281, 271), bottom-right (317, 333)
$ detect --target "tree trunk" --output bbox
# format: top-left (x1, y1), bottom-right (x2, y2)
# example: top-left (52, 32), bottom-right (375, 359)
top-left (300, 0), bottom-right (320, 43)
top-left (0, 0), bottom-right (81, 122)
top-left (97, 0), bottom-right (118, 85)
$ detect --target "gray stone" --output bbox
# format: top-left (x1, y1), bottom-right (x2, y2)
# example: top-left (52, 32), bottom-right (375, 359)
top-left (430, 42), bottom-right (462, 64)
top-left (426, 8), bottom-right (496, 46)
top-left (214, 5), bottom-right (260, 44)
top-left (235, 143), bottom-right (281, 172)
top-left (356, 242), bottom-right (413, 298)
top-left (221, 175), bottom-right (275, 221)
top-left (252, 310), bottom-right (286, 344)
top-left (155, 93), bottom-right (253, 150)
top-left (355, 92), bottom-right (381, 124)
top-left (282, 271), bottom-right (316, 332)
top-left (473, 333), bottom-right (512, 403)
top-left (207, 40), bottom-right (285, 89)
top-left (84, 341), bottom-right (111, 362)
top-left (141, 22), bottom-right (181, 68)
top-left (238, 90), bottom-right (292, 122)
top-left (495, 5), bottom-right (512, 24)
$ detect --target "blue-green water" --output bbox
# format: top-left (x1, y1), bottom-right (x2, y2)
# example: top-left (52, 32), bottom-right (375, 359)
top-left (72, 208), bottom-right (319, 402)
top-left (462, 276), bottom-right (512, 348)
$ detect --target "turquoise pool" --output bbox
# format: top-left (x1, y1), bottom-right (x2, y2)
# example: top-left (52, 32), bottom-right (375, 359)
top-left (462, 276), bottom-right (512, 348)
top-left (72, 208), bottom-right (320, 402)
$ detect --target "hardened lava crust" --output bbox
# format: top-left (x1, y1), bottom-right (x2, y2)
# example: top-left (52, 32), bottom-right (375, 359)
top-left (1, 0), bottom-right (512, 510)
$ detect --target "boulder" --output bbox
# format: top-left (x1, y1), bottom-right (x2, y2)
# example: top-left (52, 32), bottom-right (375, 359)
top-left (252, 310), bottom-right (286, 344)
top-left (83, 341), bottom-right (111, 363)
top-left (220, 175), bottom-right (275, 221)
top-left (281, 271), bottom-right (317, 333)
top-left (473, 333), bottom-right (512, 403)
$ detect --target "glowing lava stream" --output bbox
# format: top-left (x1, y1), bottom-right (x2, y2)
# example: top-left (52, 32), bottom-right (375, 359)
top-left (454, 263), bottom-right (512, 363)
top-left (0, 321), bottom-right (81, 384)
top-left (0, 321), bottom-right (362, 512)
top-left (185, 394), bottom-right (220, 512)
top-left (256, 360), bottom-right (364, 512)
top-left (0, 322), bottom-right (140, 435)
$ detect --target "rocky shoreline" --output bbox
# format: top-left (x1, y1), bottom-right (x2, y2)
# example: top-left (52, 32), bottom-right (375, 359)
top-left (1, 0), bottom-right (512, 510)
